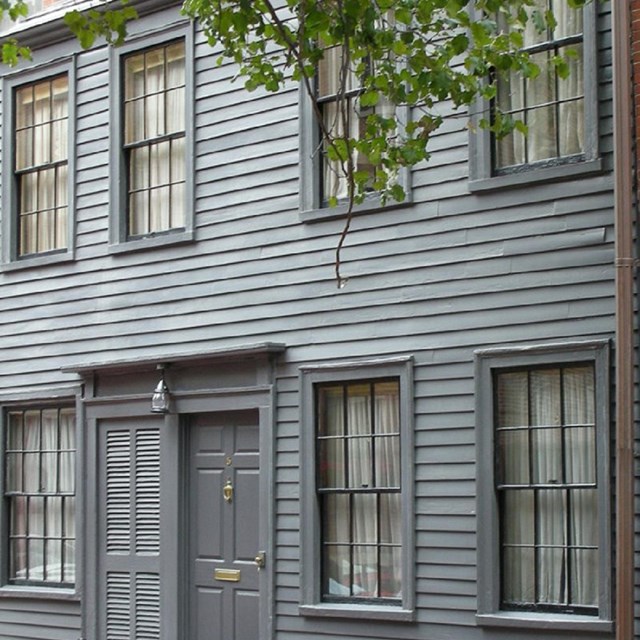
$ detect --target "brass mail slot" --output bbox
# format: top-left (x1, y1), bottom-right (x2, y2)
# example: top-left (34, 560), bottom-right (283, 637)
top-left (214, 568), bottom-right (241, 582)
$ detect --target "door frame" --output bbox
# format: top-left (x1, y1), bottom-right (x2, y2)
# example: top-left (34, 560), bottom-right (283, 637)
top-left (75, 345), bottom-right (282, 640)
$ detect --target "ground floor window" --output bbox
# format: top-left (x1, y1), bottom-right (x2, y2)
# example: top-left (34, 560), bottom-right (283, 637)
top-left (5, 406), bottom-right (75, 586)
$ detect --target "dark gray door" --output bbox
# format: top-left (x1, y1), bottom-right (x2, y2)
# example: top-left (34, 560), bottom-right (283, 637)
top-left (188, 411), bottom-right (261, 640)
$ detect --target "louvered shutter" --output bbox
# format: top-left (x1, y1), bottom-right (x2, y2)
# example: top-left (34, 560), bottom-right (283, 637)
top-left (100, 421), bottom-right (162, 640)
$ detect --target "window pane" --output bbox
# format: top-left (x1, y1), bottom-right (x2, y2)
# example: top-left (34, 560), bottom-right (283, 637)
top-left (322, 494), bottom-right (349, 543)
top-left (503, 490), bottom-right (534, 545)
top-left (318, 386), bottom-right (344, 436)
top-left (374, 381), bottom-right (399, 434)
top-left (28, 539), bottom-right (45, 581)
top-left (379, 493), bottom-right (401, 543)
top-left (498, 429), bottom-right (529, 485)
top-left (537, 489), bottom-right (566, 546)
top-left (503, 546), bottom-right (535, 604)
top-left (47, 496), bottom-right (63, 537)
top-left (353, 545), bottom-right (378, 597)
top-left (11, 497), bottom-right (27, 536)
top-left (537, 547), bottom-right (565, 604)
top-left (6, 453), bottom-right (23, 493)
top-left (530, 369), bottom-right (561, 426)
top-left (44, 540), bottom-right (62, 582)
top-left (170, 181), bottom-right (186, 229)
top-left (318, 438), bottom-right (344, 488)
top-left (497, 372), bottom-right (528, 427)
top-left (531, 427), bottom-right (562, 484)
top-left (570, 549), bottom-right (598, 606)
top-left (374, 435), bottom-right (400, 487)
top-left (352, 494), bottom-right (377, 544)
top-left (565, 427), bottom-right (595, 484)
top-left (348, 437), bottom-right (371, 488)
top-left (569, 488), bottom-right (597, 546)
top-left (380, 546), bottom-right (402, 598)
top-left (347, 385), bottom-right (371, 435)
top-left (149, 185), bottom-right (171, 233)
top-left (323, 544), bottom-right (351, 596)
top-left (10, 538), bottom-right (27, 580)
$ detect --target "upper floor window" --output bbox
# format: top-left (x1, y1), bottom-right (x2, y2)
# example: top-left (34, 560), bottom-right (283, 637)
top-left (15, 74), bottom-right (69, 257)
top-left (5, 406), bottom-right (76, 587)
top-left (123, 41), bottom-right (186, 238)
top-left (299, 47), bottom-right (410, 221)
top-left (494, 2), bottom-right (584, 172)
top-left (468, 0), bottom-right (600, 190)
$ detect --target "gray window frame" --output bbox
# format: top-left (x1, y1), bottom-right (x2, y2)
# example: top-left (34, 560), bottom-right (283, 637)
top-left (1, 59), bottom-right (76, 271)
top-left (474, 340), bottom-right (612, 632)
top-left (299, 356), bottom-right (415, 620)
top-left (108, 19), bottom-right (195, 254)
top-left (299, 70), bottom-right (412, 223)
top-left (468, 1), bottom-right (602, 192)
top-left (0, 390), bottom-right (82, 600)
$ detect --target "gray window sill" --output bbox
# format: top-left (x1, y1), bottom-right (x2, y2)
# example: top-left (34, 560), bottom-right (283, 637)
top-left (468, 157), bottom-right (604, 193)
top-left (299, 603), bottom-right (414, 621)
top-left (1, 251), bottom-right (74, 272)
top-left (0, 585), bottom-right (79, 601)
top-left (476, 612), bottom-right (613, 633)
top-left (108, 229), bottom-right (194, 255)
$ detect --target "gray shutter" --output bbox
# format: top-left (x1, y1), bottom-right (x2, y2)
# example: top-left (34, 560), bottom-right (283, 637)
top-left (100, 421), bottom-right (162, 640)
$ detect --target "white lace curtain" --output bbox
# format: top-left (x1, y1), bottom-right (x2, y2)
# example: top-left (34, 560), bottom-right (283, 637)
top-left (320, 382), bottom-right (402, 599)
top-left (498, 366), bottom-right (597, 608)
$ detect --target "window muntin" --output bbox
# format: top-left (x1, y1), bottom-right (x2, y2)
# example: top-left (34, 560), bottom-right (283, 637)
top-left (494, 1), bottom-right (584, 172)
top-left (5, 407), bottom-right (76, 586)
top-left (316, 379), bottom-right (402, 603)
top-left (123, 41), bottom-right (186, 238)
top-left (495, 363), bottom-right (597, 615)
top-left (15, 75), bottom-right (69, 257)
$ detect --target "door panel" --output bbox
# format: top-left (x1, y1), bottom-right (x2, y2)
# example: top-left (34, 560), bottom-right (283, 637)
top-left (188, 411), bottom-right (261, 640)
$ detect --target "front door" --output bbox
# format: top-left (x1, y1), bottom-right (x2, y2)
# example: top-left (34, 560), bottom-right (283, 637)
top-left (188, 411), bottom-right (262, 640)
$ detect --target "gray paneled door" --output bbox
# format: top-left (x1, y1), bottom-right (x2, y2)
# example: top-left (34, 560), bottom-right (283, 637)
top-left (188, 411), bottom-right (262, 640)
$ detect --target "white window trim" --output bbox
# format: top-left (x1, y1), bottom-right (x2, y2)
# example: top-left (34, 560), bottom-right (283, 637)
top-left (468, 1), bottom-right (602, 192)
top-left (474, 340), bottom-right (613, 632)
top-left (1, 58), bottom-right (76, 271)
top-left (108, 18), bottom-right (195, 254)
top-left (299, 356), bottom-right (415, 620)
top-left (298, 76), bottom-right (412, 223)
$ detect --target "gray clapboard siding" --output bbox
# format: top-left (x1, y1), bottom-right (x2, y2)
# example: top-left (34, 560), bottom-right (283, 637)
top-left (0, 1), bottom-right (619, 639)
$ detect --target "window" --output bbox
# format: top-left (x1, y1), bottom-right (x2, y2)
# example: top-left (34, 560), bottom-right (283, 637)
top-left (16, 74), bottom-right (68, 257)
top-left (317, 380), bottom-right (401, 602)
top-left (1, 63), bottom-right (75, 269)
top-left (4, 406), bottom-right (76, 587)
top-left (299, 48), bottom-right (410, 220)
top-left (316, 47), bottom-right (388, 203)
top-left (300, 358), bottom-right (414, 620)
top-left (124, 41), bottom-right (186, 238)
top-left (476, 342), bottom-right (612, 631)
top-left (495, 2), bottom-right (584, 171)
top-left (468, 0), bottom-right (600, 190)
top-left (110, 26), bottom-right (194, 252)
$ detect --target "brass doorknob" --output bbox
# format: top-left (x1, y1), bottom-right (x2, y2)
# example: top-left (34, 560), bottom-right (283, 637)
top-left (254, 551), bottom-right (266, 569)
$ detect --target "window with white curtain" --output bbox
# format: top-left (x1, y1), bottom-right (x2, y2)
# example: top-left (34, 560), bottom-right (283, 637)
top-left (15, 74), bottom-right (69, 257)
top-left (475, 342), bottom-right (611, 630)
top-left (123, 41), bottom-right (186, 238)
top-left (494, 0), bottom-right (584, 171)
top-left (316, 47), bottom-right (388, 203)
top-left (316, 379), bottom-right (402, 602)
top-left (495, 364), bottom-right (597, 614)
top-left (5, 407), bottom-right (75, 586)
top-left (300, 358), bottom-right (414, 619)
